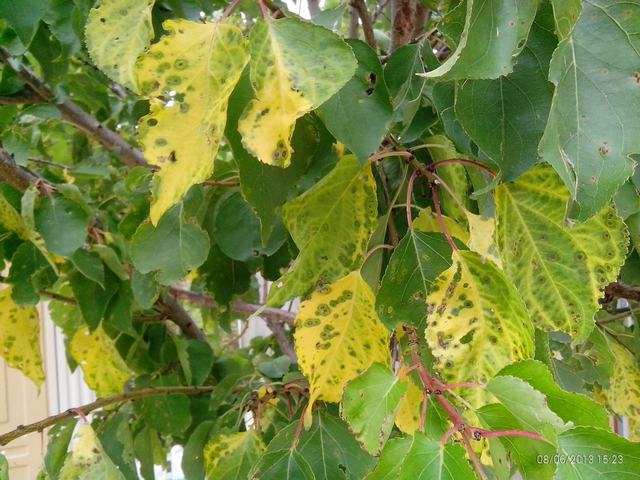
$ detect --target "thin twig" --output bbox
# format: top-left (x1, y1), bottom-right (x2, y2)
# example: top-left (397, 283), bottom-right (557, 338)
top-left (431, 181), bottom-right (458, 252)
top-left (350, 0), bottom-right (377, 49)
top-left (219, 0), bottom-right (242, 21)
top-left (429, 158), bottom-right (497, 177)
top-left (406, 170), bottom-right (419, 228)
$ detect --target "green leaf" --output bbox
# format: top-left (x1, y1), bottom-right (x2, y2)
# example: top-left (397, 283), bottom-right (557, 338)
top-left (368, 433), bottom-right (476, 480)
top-left (200, 243), bottom-right (251, 305)
top-left (69, 270), bottom-right (119, 330)
top-left (0, 287), bottom-right (44, 385)
top-left (294, 271), bottom-right (390, 425)
top-left (257, 355), bottom-right (291, 379)
top-left (44, 418), bottom-right (78, 479)
top-left (59, 424), bottom-right (126, 480)
top-left (431, 82), bottom-right (474, 154)
top-left (204, 431), bottom-right (265, 479)
top-left (131, 204), bottom-right (210, 285)
top-left (131, 269), bottom-right (159, 309)
top-left (423, 0), bottom-right (538, 81)
top-left (85, 0), bottom-right (154, 91)
top-left (137, 19), bottom-right (249, 224)
top-left (0, 453), bottom-right (6, 480)
top-left (376, 231), bottom-right (453, 330)
top-left (183, 421), bottom-right (214, 480)
top-left (249, 411), bottom-right (374, 479)
top-left (555, 426), bottom-right (640, 479)
top-left (35, 196), bottom-right (89, 258)
top-left (497, 360), bottom-right (610, 430)
top-left (267, 155), bottom-right (377, 306)
top-left (98, 407), bottom-right (138, 480)
top-left (174, 336), bottom-right (214, 385)
top-left (495, 164), bottom-right (628, 341)
top-left (455, 18), bottom-right (556, 181)
top-left (317, 40), bottom-right (393, 162)
top-left (549, 0), bottom-right (582, 39)
top-left (539, 0), bottom-right (640, 221)
top-left (0, 0), bottom-right (48, 45)
top-left (238, 17), bottom-right (356, 167)
top-left (426, 251), bottom-right (534, 406)
top-left (341, 363), bottom-right (407, 455)
top-left (8, 242), bottom-right (55, 306)
top-left (92, 245), bottom-right (129, 281)
top-left (71, 249), bottom-right (105, 287)
top-left (135, 382), bottom-right (192, 436)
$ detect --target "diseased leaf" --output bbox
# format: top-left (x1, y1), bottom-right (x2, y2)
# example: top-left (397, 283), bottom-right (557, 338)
top-left (455, 19), bottom-right (556, 181)
top-left (539, 0), bottom-right (640, 221)
top-left (294, 271), bottom-right (390, 425)
top-left (425, 250), bottom-right (534, 406)
top-left (376, 231), bottom-right (454, 330)
top-left (0, 287), bottom-right (44, 385)
top-left (495, 164), bottom-right (628, 341)
top-left (394, 371), bottom-right (424, 436)
top-left (137, 20), bottom-right (249, 224)
top-left (603, 341), bottom-right (640, 441)
top-left (422, 0), bottom-right (538, 81)
top-left (268, 155), bottom-right (377, 306)
top-left (341, 363), bottom-right (407, 454)
top-left (59, 424), bottom-right (125, 480)
top-left (238, 17), bottom-right (356, 167)
top-left (70, 325), bottom-right (131, 396)
top-left (204, 432), bottom-right (265, 479)
top-left (412, 207), bottom-right (469, 243)
top-left (85, 0), bottom-right (154, 91)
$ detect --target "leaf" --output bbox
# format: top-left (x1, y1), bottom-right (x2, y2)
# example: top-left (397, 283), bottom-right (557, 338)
top-left (98, 407), bottom-right (138, 479)
top-left (466, 212), bottom-right (502, 267)
top-left (294, 271), bottom-right (390, 425)
top-left (7, 242), bottom-right (55, 306)
top-left (135, 377), bottom-right (192, 437)
top-left (425, 250), bottom-right (534, 406)
top-left (71, 249), bottom-right (105, 287)
top-left (555, 426), bottom-right (640, 479)
top-left (549, 0), bottom-right (582, 39)
top-left (495, 164), bottom-right (628, 341)
top-left (85, 0), bottom-right (154, 91)
top-left (0, 453), bottom-right (6, 480)
top-left (538, 0), bottom-right (640, 221)
top-left (267, 155), bottom-right (377, 306)
top-left (249, 411), bottom-right (374, 480)
top-left (341, 363), bottom-right (407, 454)
top-left (137, 20), bottom-right (249, 224)
top-left (70, 325), bottom-right (131, 396)
top-left (0, 287), bottom-right (44, 385)
top-left (498, 360), bottom-right (610, 430)
top-left (238, 17), bottom-right (356, 167)
top-left (131, 204), bottom-right (210, 285)
top-left (35, 196), bottom-right (89, 258)
top-left (368, 433), bottom-right (476, 480)
top-left (204, 431), bottom-right (265, 479)
top-left (69, 270), bottom-right (119, 330)
top-left (44, 418), bottom-right (78, 479)
top-left (317, 40), bottom-right (393, 162)
top-left (59, 424), bottom-right (126, 480)
top-left (376, 231), bottom-right (454, 330)
top-left (0, 0), bottom-right (48, 45)
top-left (422, 0), bottom-right (538, 81)
top-left (603, 341), bottom-right (640, 441)
top-left (412, 207), bottom-right (469, 243)
top-left (394, 372), bottom-right (424, 435)
top-left (183, 421), bottom-right (214, 480)
top-left (455, 18), bottom-right (556, 181)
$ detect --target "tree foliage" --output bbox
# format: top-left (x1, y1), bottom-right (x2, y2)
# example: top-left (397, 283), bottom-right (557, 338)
top-left (0, 0), bottom-right (639, 478)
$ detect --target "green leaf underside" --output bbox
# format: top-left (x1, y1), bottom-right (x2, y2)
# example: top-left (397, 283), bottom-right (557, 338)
top-left (424, 0), bottom-right (538, 81)
top-left (495, 164), bottom-right (628, 341)
top-left (539, 0), bottom-right (640, 221)
top-left (425, 250), bottom-right (534, 406)
top-left (268, 155), bottom-right (377, 306)
top-left (341, 363), bottom-right (407, 454)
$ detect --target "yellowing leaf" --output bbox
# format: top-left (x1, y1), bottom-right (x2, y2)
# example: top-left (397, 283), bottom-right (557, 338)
top-left (466, 213), bottom-right (501, 267)
top-left (267, 156), bottom-right (377, 306)
top-left (204, 431), bottom-right (265, 479)
top-left (59, 424), bottom-right (125, 479)
top-left (395, 371), bottom-right (423, 435)
top-left (85, 0), bottom-right (154, 91)
top-left (603, 342), bottom-right (640, 441)
top-left (70, 326), bottom-right (131, 396)
top-left (425, 251), bottom-right (534, 406)
top-left (413, 207), bottom-right (469, 244)
top-left (0, 288), bottom-right (44, 386)
top-left (294, 271), bottom-right (390, 426)
top-left (238, 17), bottom-right (356, 167)
top-left (495, 164), bottom-right (628, 341)
top-left (137, 20), bottom-right (249, 224)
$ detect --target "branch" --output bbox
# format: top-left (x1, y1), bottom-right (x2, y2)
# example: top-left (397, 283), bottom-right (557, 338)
top-left (604, 282), bottom-right (640, 302)
top-left (0, 47), bottom-right (148, 169)
top-left (350, 0), bottom-right (377, 49)
top-left (0, 147), bottom-right (42, 191)
top-left (0, 88), bottom-right (43, 105)
top-left (390, 0), bottom-right (417, 52)
top-left (160, 293), bottom-right (208, 341)
top-left (0, 385), bottom-right (214, 446)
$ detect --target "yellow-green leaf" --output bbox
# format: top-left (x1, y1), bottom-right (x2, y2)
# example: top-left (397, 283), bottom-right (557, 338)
top-left (238, 17), bottom-right (356, 167)
top-left (395, 369), bottom-right (423, 435)
top-left (603, 341), bottom-right (640, 441)
top-left (85, 0), bottom-right (154, 91)
top-left (294, 271), bottom-right (390, 426)
top-left (59, 424), bottom-right (125, 480)
top-left (425, 251), bottom-right (534, 406)
top-left (0, 288), bottom-right (44, 386)
top-left (204, 432), bottom-right (265, 479)
top-left (268, 155), bottom-right (377, 306)
top-left (495, 164), bottom-right (628, 341)
top-left (466, 213), bottom-right (501, 267)
top-left (70, 326), bottom-right (131, 396)
top-left (137, 20), bottom-right (249, 224)
top-left (413, 207), bottom-right (469, 244)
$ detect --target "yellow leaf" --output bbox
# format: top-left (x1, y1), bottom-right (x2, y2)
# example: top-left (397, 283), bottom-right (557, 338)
top-left (395, 370), bottom-right (422, 435)
top-left (137, 20), bottom-right (249, 224)
top-left (466, 213), bottom-right (502, 267)
top-left (604, 342), bottom-right (640, 441)
top-left (85, 0), bottom-right (155, 91)
top-left (238, 17), bottom-right (356, 166)
top-left (294, 271), bottom-right (390, 426)
top-left (0, 288), bottom-right (44, 386)
top-left (70, 326), bottom-right (131, 396)
top-left (425, 251), bottom-right (534, 406)
top-left (59, 424), bottom-right (125, 479)
top-left (413, 207), bottom-right (469, 244)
